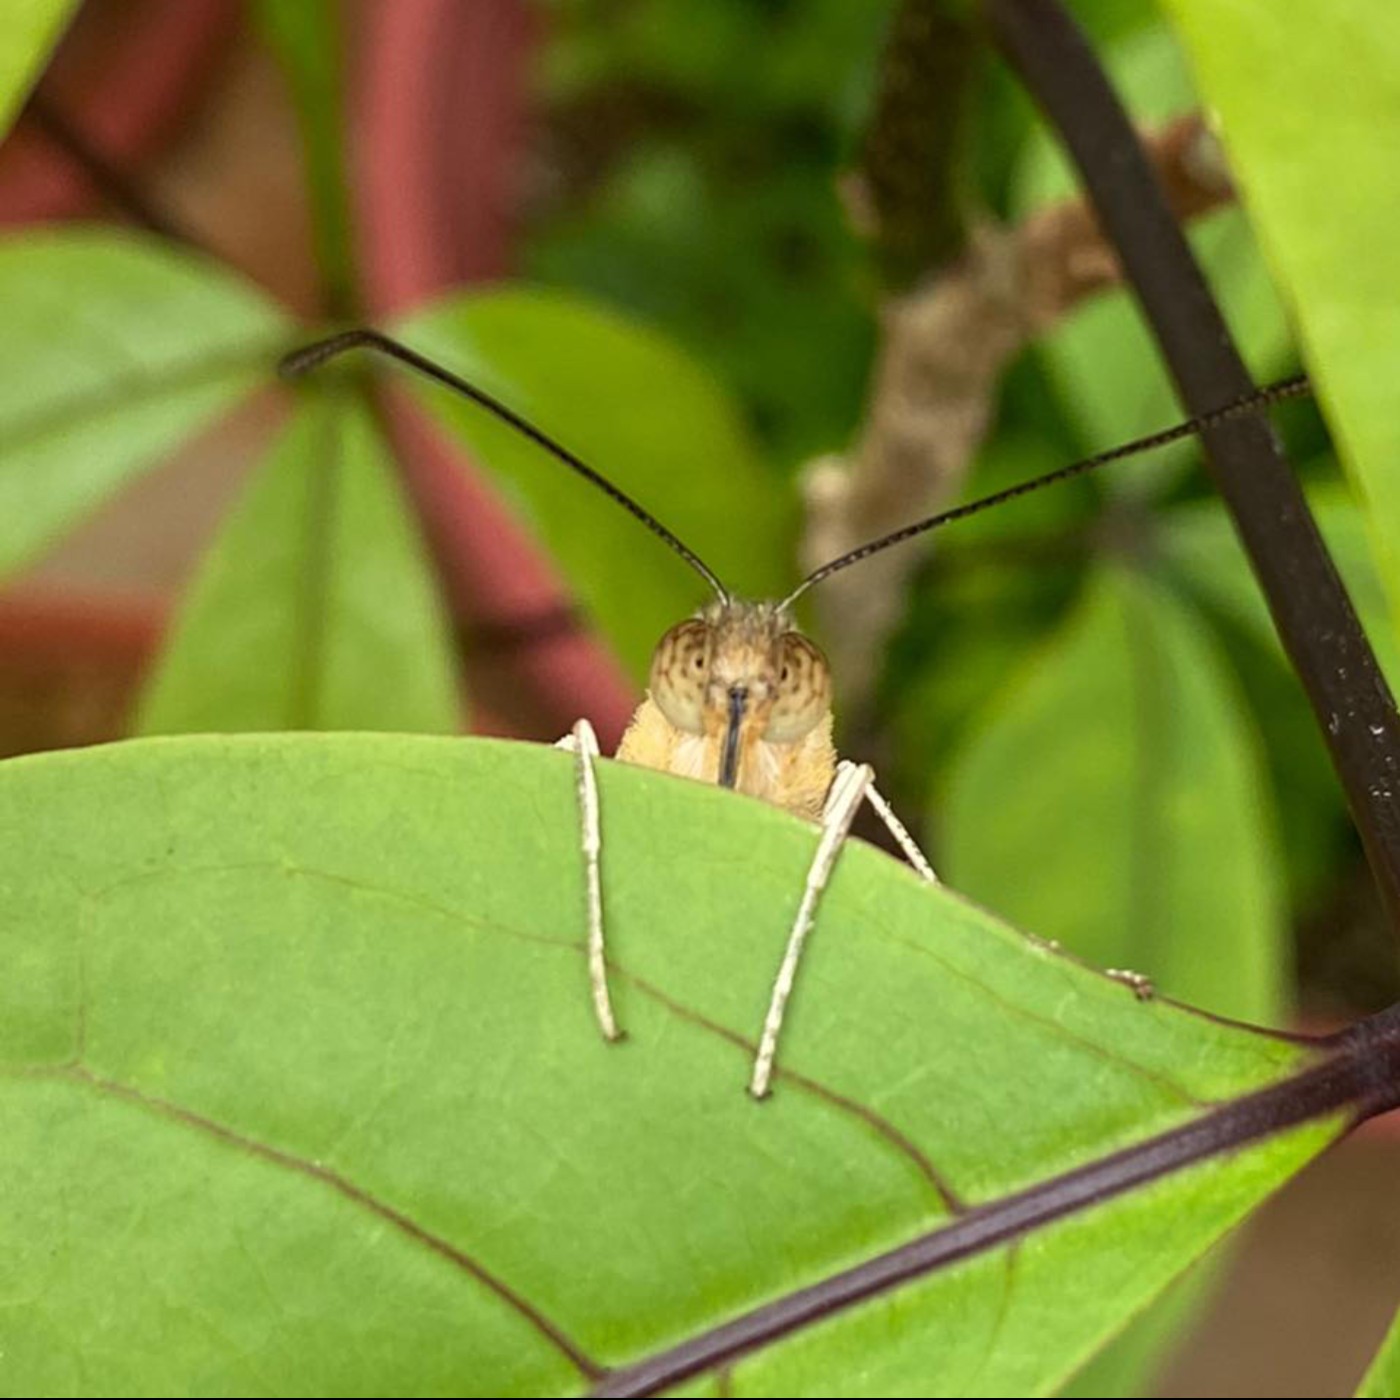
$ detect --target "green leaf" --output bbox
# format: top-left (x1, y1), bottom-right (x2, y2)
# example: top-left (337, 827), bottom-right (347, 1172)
top-left (1011, 23), bottom-right (1293, 482)
top-left (254, 0), bottom-right (356, 313)
top-left (1156, 496), bottom-right (1361, 912)
top-left (137, 390), bottom-right (460, 735)
top-left (1161, 482), bottom-right (1400, 690)
top-left (0, 0), bottom-right (77, 139)
top-left (943, 566), bottom-right (1286, 1023)
top-left (398, 287), bottom-right (795, 679)
top-left (939, 566), bottom-right (1289, 1392)
top-left (1161, 0), bottom-right (1400, 629)
top-left (1, 733), bottom-right (1341, 1394)
top-left (0, 230), bottom-right (291, 580)
top-left (1057, 1269), bottom-right (1212, 1398)
top-left (1159, 480), bottom-right (1396, 904)
top-left (1359, 1305), bottom-right (1400, 1397)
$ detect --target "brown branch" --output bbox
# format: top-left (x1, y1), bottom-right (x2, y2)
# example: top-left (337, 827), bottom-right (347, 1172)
top-left (848, 0), bottom-right (980, 286)
top-left (23, 93), bottom-right (208, 253)
top-left (806, 112), bottom-right (1233, 707)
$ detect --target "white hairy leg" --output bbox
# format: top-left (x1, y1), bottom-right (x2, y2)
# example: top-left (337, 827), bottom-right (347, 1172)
top-left (749, 761), bottom-right (874, 1099)
top-left (555, 718), bottom-right (620, 1041)
top-left (748, 762), bottom-right (939, 1098)
top-left (863, 771), bottom-right (939, 884)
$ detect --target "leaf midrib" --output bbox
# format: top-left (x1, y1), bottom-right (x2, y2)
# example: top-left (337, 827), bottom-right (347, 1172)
top-left (0, 337), bottom-right (290, 459)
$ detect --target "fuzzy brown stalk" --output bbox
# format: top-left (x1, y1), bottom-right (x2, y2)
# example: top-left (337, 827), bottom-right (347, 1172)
top-left (806, 112), bottom-right (1233, 705)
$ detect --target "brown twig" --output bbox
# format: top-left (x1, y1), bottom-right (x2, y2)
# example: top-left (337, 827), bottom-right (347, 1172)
top-left (848, 0), bottom-right (979, 287)
top-left (23, 92), bottom-right (207, 252)
top-left (805, 112), bottom-right (1234, 706)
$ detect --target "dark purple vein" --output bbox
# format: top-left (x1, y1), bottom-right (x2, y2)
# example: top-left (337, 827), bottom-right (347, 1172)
top-left (592, 1022), bottom-right (1400, 1396)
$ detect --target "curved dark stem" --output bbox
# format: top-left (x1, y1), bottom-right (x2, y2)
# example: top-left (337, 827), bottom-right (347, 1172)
top-left (24, 94), bottom-right (206, 252)
top-left (983, 0), bottom-right (1400, 937)
top-left (593, 1020), bottom-right (1400, 1396)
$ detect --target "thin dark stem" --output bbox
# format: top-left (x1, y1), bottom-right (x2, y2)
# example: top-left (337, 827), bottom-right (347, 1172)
top-left (982, 0), bottom-right (1400, 935)
top-left (24, 94), bottom-right (206, 251)
top-left (460, 605), bottom-right (584, 657)
top-left (593, 1018), bottom-right (1400, 1396)
top-left (857, 0), bottom-right (979, 286)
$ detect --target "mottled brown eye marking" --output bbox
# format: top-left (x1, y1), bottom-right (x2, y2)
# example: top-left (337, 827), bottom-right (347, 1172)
top-left (650, 619), bottom-right (714, 734)
top-left (765, 633), bottom-right (831, 743)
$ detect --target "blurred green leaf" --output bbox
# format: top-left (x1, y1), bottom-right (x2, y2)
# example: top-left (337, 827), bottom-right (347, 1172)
top-left (528, 151), bottom-right (874, 466)
top-left (399, 287), bottom-right (794, 680)
top-left (1162, 481), bottom-right (1400, 689)
top-left (1, 733), bottom-right (1341, 1393)
top-left (889, 555), bottom-right (1079, 791)
top-left (943, 566), bottom-right (1285, 1022)
top-left (885, 427), bottom-right (1093, 787)
top-left (1011, 24), bottom-right (1294, 482)
top-left (539, 0), bottom-right (889, 124)
top-left (1057, 1266), bottom-right (1210, 1398)
top-left (1358, 1305), bottom-right (1400, 1397)
top-left (1161, 481), bottom-right (1400, 910)
top-left (0, 230), bottom-right (290, 580)
top-left (138, 391), bottom-right (459, 736)
top-left (254, 0), bottom-right (355, 313)
top-left (0, 0), bottom-right (77, 138)
top-left (1162, 0), bottom-right (1400, 631)
top-left (530, 0), bottom-right (886, 465)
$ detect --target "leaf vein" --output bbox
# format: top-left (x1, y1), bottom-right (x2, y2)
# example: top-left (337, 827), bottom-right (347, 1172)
top-left (16, 1064), bottom-right (604, 1380)
top-left (0, 338), bottom-right (288, 458)
top-left (78, 857), bottom-right (967, 1213)
top-left (872, 926), bottom-right (1209, 1109)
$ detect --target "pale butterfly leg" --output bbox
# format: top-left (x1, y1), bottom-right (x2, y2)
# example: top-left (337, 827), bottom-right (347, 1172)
top-left (750, 761), bottom-right (938, 1098)
top-left (750, 761), bottom-right (870, 1098)
top-left (555, 718), bottom-right (621, 1041)
top-left (858, 785), bottom-right (1153, 996)
top-left (864, 773), bottom-right (940, 885)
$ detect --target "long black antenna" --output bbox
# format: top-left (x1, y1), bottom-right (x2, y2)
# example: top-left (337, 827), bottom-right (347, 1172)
top-left (782, 372), bottom-right (1314, 608)
top-left (279, 329), bottom-right (732, 605)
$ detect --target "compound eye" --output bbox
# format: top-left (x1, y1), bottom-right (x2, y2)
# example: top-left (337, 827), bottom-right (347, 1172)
top-left (650, 620), bottom-right (713, 734)
top-left (765, 633), bottom-right (831, 742)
